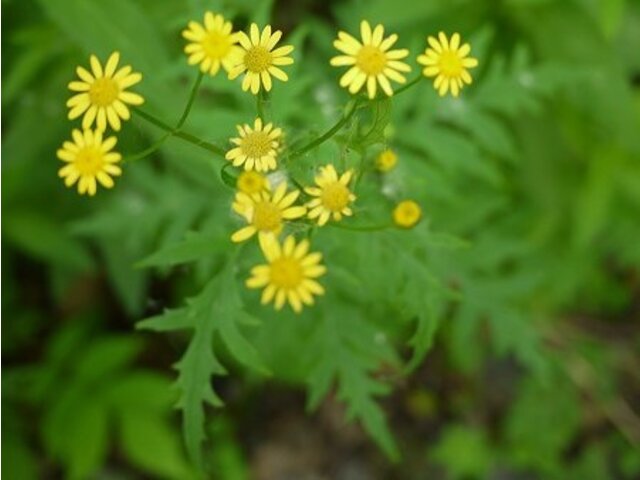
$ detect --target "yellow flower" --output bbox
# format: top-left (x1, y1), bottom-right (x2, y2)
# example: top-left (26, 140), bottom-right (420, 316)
top-left (182, 12), bottom-right (242, 75)
top-left (393, 200), bottom-right (422, 228)
top-left (376, 148), bottom-right (398, 172)
top-left (228, 23), bottom-right (294, 94)
top-left (225, 118), bottom-right (282, 172)
top-left (231, 182), bottom-right (306, 243)
top-left (305, 165), bottom-right (356, 226)
top-left (247, 235), bottom-right (326, 313)
top-left (331, 20), bottom-right (411, 99)
top-left (57, 129), bottom-right (122, 196)
top-left (417, 32), bottom-right (478, 97)
top-left (237, 171), bottom-right (268, 195)
top-left (67, 52), bottom-right (144, 131)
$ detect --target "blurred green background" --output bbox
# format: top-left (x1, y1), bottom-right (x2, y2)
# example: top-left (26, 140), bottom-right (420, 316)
top-left (3, 0), bottom-right (640, 478)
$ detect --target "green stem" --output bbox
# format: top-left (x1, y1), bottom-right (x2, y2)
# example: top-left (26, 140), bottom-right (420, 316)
top-left (133, 109), bottom-right (226, 157)
top-left (176, 71), bottom-right (204, 129)
top-left (123, 132), bottom-right (172, 162)
top-left (256, 90), bottom-right (268, 120)
top-left (390, 75), bottom-right (424, 97)
top-left (289, 99), bottom-right (358, 159)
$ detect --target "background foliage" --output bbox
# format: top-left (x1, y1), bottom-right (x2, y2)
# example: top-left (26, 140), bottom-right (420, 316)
top-left (3, 0), bottom-right (640, 478)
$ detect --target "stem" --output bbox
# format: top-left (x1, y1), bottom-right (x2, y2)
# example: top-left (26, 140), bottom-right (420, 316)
top-left (391, 75), bottom-right (424, 97)
top-left (123, 132), bottom-right (172, 162)
top-left (176, 71), bottom-right (204, 129)
top-left (133, 109), bottom-right (226, 157)
top-left (256, 90), bottom-right (268, 120)
top-left (289, 99), bottom-right (358, 160)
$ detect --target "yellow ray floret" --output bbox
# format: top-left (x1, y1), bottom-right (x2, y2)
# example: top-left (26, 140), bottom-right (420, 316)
top-left (182, 12), bottom-right (242, 75)
top-left (225, 118), bottom-right (282, 172)
top-left (331, 20), bottom-right (411, 99)
top-left (305, 165), bottom-right (356, 226)
top-left (393, 200), bottom-right (422, 228)
top-left (57, 129), bottom-right (122, 196)
top-left (67, 52), bottom-right (144, 131)
top-left (247, 235), bottom-right (326, 313)
top-left (228, 23), bottom-right (294, 94)
top-left (231, 182), bottom-right (306, 243)
top-left (376, 148), bottom-right (398, 172)
top-left (417, 32), bottom-right (478, 97)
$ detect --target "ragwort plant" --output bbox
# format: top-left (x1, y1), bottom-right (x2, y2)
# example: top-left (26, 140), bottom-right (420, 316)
top-left (56, 13), bottom-right (479, 467)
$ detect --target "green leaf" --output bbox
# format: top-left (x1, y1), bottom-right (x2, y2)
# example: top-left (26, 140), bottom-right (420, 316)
top-left (306, 305), bottom-right (400, 460)
top-left (118, 411), bottom-right (193, 480)
top-left (137, 231), bottom-right (228, 268)
top-left (74, 336), bottom-right (143, 382)
top-left (3, 211), bottom-right (93, 271)
top-left (105, 371), bottom-right (176, 412)
top-left (44, 389), bottom-right (109, 480)
top-left (138, 261), bottom-right (268, 468)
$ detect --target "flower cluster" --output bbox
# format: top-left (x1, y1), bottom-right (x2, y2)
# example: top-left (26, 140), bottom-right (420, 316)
top-left (58, 52), bottom-right (145, 195)
top-left (56, 12), bottom-right (481, 312)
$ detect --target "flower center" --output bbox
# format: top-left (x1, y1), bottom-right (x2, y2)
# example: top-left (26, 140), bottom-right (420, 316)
top-left (237, 172), bottom-right (265, 194)
top-left (252, 201), bottom-right (282, 232)
top-left (74, 147), bottom-right (104, 175)
top-left (244, 46), bottom-right (271, 73)
top-left (356, 45), bottom-right (386, 75)
top-left (241, 131), bottom-right (272, 158)
top-left (321, 182), bottom-right (350, 212)
top-left (89, 78), bottom-right (119, 107)
top-left (439, 51), bottom-right (463, 77)
top-left (202, 31), bottom-right (232, 59)
top-left (270, 258), bottom-right (303, 289)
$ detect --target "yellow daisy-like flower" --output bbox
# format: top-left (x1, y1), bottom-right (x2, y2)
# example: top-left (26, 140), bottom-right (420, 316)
top-left (247, 235), bottom-right (326, 313)
top-left (231, 182), bottom-right (306, 243)
top-left (393, 200), bottom-right (422, 228)
top-left (57, 129), bottom-right (122, 196)
top-left (305, 165), bottom-right (356, 226)
top-left (237, 171), bottom-right (268, 195)
top-left (376, 148), bottom-right (398, 172)
top-left (182, 12), bottom-right (242, 75)
top-left (67, 52), bottom-right (144, 131)
top-left (225, 118), bottom-right (282, 172)
top-left (228, 23), bottom-right (294, 94)
top-left (331, 20), bottom-right (411, 99)
top-left (417, 32), bottom-right (478, 97)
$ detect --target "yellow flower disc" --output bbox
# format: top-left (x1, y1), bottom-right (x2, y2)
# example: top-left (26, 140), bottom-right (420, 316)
top-left (305, 165), bottom-right (357, 226)
top-left (231, 182), bottom-right (306, 243)
top-left (417, 32), bottom-right (478, 97)
top-left (57, 129), bottom-right (122, 196)
top-left (67, 52), bottom-right (144, 131)
top-left (228, 23), bottom-right (294, 94)
top-left (182, 12), bottom-right (243, 75)
top-left (393, 200), bottom-right (422, 228)
top-left (246, 235), bottom-right (326, 313)
top-left (331, 20), bottom-right (411, 99)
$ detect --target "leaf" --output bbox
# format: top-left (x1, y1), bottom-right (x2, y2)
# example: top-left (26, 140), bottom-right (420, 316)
top-left (138, 261), bottom-right (268, 468)
top-left (137, 231), bottom-right (228, 268)
top-left (105, 371), bottom-right (177, 412)
top-left (44, 389), bottom-right (110, 480)
top-left (306, 305), bottom-right (400, 460)
top-left (3, 211), bottom-right (94, 272)
top-left (74, 336), bottom-right (143, 383)
top-left (118, 411), bottom-right (193, 480)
